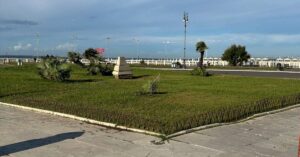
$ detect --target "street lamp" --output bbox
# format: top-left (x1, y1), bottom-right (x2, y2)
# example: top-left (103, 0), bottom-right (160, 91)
top-left (105, 37), bottom-right (111, 58)
top-left (35, 32), bottom-right (40, 62)
top-left (183, 11), bottom-right (189, 68)
top-left (163, 41), bottom-right (175, 59)
top-left (71, 33), bottom-right (78, 51)
top-left (133, 38), bottom-right (140, 59)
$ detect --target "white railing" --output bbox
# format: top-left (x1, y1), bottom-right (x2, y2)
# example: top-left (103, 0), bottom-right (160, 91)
top-left (106, 58), bottom-right (300, 68)
top-left (1, 57), bottom-right (300, 68)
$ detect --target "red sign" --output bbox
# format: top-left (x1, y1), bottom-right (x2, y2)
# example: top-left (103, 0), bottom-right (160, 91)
top-left (96, 48), bottom-right (105, 56)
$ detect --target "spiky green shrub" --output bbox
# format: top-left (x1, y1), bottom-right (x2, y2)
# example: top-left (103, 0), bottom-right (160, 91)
top-left (37, 57), bottom-right (71, 81)
top-left (191, 67), bottom-right (209, 76)
top-left (139, 75), bottom-right (160, 95)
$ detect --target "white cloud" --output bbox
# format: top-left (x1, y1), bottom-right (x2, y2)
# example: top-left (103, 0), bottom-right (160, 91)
top-left (128, 33), bottom-right (300, 46)
top-left (13, 43), bottom-right (32, 51)
top-left (55, 43), bottom-right (76, 51)
top-left (201, 34), bottom-right (300, 45)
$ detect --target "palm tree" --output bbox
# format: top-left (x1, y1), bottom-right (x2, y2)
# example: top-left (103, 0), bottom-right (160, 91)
top-left (196, 41), bottom-right (208, 68)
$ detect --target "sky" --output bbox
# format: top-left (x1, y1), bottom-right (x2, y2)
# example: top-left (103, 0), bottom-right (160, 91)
top-left (0, 0), bottom-right (300, 58)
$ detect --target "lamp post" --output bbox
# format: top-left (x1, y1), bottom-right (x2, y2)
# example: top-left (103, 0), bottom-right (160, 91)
top-left (105, 37), bottom-right (111, 58)
top-left (71, 33), bottom-right (78, 52)
top-left (183, 11), bottom-right (189, 69)
top-left (35, 32), bottom-right (40, 62)
top-left (163, 41), bottom-right (175, 59)
top-left (133, 38), bottom-right (140, 59)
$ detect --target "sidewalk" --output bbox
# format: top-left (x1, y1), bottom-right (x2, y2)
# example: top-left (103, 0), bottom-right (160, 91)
top-left (0, 104), bottom-right (299, 157)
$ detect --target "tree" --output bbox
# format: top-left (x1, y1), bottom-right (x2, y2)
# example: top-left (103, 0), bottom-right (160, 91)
top-left (221, 44), bottom-right (251, 66)
top-left (82, 48), bottom-right (108, 75)
top-left (195, 41), bottom-right (208, 68)
top-left (83, 48), bottom-right (102, 61)
top-left (67, 51), bottom-right (83, 66)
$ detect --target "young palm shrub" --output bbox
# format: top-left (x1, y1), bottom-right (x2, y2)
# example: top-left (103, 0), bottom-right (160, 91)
top-left (191, 67), bottom-right (209, 77)
top-left (37, 57), bottom-right (71, 81)
top-left (138, 74), bottom-right (160, 95)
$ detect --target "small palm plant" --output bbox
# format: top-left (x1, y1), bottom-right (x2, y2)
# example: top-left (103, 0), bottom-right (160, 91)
top-left (139, 74), bottom-right (160, 95)
top-left (196, 41), bottom-right (208, 68)
top-left (194, 41), bottom-right (209, 77)
top-left (37, 57), bottom-right (71, 81)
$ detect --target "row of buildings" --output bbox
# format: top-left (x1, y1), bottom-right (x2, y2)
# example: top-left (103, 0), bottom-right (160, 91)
top-left (1, 57), bottom-right (300, 68)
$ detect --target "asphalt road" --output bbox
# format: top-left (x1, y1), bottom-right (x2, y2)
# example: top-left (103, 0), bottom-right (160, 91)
top-left (144, 67), bottom-right (300, 79)
top-left (1, 104), bottom-right (299, 157)
top-left (208, 69), bottom-right (300, 79)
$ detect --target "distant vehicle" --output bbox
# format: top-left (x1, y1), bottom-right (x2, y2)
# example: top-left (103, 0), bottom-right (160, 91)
top-left (171, 62), bottom-right (182, 68)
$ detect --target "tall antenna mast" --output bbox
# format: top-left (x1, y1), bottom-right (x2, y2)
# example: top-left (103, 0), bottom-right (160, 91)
top-left (183, 11), bottom-right (189, 68)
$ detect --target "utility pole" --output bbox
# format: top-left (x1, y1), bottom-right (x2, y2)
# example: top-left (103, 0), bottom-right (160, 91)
top-left (183, 11), bottom-right (189, 68)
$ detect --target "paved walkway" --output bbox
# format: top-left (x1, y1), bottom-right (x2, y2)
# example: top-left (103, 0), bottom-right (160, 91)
top-left (0, 104), bottom-right (299, 157)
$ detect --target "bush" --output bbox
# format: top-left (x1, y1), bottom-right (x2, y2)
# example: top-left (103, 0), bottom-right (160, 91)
top-left (37, 57), bottom-right (71, 81)
top-left (100, 63), bottom-right (114, 76)
top-left (277, 63), bottom-right (284, 71)
top-left (140, 59), bottom-right (146, 65)
top-left (67, 51), bottom-right (84, 67)
top-left (138, 75), bottom-right (160, 95)
top-left (191, 67), bottom-right (209, 76)
top-left (86, 63), bottom-right (100, 75)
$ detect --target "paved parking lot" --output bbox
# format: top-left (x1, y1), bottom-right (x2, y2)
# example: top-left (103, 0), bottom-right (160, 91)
top-left (0, 104), bottom-right (299, 157)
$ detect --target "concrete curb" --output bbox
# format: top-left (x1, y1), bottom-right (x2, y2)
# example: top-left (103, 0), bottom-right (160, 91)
top-left (166, 104), bottom-right (300, 139)
top-left (0, 102), bottom-right (164, 137)
top-left (1, 101), bottom-right (300, 141)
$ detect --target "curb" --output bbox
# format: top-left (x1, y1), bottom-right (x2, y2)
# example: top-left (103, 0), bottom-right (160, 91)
top-left (165, 103), bottom-right (300, 139)
top-left (0, 102), bottom-right (164, 137)
top-left (1, 102), bottom-right (300, 141)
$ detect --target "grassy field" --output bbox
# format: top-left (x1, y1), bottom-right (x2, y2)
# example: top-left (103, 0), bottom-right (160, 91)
top-left (1, 63), bottom-right (300, 135)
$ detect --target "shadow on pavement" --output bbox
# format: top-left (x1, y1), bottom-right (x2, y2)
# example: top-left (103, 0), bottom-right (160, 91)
top-left (0, 131), bottom-right (84, 156)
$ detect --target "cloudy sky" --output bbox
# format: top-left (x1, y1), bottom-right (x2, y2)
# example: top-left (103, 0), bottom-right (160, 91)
top-left (1, 0), bottom-right (300, 58)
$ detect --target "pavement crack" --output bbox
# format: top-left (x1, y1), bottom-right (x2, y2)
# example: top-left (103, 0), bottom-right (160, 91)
top-left (106, 135), bottom-right (135, 144)
top-left (170, 139), bottom-right (224, 153)
top-left (145, 152), bottom-right (151, 157)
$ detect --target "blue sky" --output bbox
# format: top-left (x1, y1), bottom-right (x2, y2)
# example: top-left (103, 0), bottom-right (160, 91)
top-left (1, 0), bottom-right (300, 58)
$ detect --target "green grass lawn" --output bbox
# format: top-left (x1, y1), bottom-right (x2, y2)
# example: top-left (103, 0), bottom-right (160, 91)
top-left (1, 64), bottom-right (300, 135)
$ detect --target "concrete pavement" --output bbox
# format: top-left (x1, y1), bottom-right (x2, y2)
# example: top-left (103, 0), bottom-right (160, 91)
top-left (0, 104), bottom-right (299, 157)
